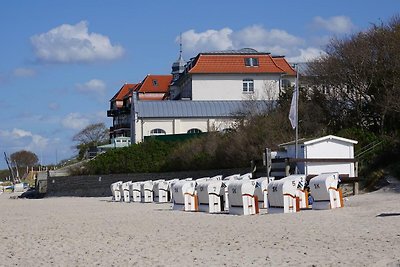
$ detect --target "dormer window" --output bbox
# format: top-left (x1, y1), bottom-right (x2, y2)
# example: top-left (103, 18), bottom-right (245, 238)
top-left (152, 80), bottom-right (158, 86)
top-left (244, 57), bottom-right (259, 67)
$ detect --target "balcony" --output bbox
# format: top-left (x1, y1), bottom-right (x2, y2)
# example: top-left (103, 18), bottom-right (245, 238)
top-left (107, 107), bottom-right (131, 117)
top-left (107, 109), bottom-right (117, 117)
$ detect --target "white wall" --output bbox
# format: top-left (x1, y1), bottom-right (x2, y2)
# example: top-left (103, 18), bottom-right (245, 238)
top-left (283, 139), bottom-right (356, 176)
top-left (305, 139), bottom-right (355, 176)
top-left (191, 74), bottom-right (281, 101)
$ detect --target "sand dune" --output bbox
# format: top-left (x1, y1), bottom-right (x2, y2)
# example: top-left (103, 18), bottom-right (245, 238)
top-left (1, 186), bottom-right (399, 266)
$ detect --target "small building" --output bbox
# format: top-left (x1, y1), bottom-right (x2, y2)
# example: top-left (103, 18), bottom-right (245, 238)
top-left (278, 135), bottom-right (358, 177)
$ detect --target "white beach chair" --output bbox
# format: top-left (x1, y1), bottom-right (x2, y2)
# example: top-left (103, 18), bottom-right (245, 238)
top-left (110, 181), bottom-right (123, 201)
top-left (152, 179), bottom-right (165, 202)
top-left (221, 174), bottom-right (243, 211)
top-left (267, 174), bottom-right (306, 213)
top-left (309, 172), bottom-right (343, 210)
top-left (195, 180), bottom-right (225, 213)
top-left (254, 177), bottom-right (275, 209)
top-left (141, 180), bottom-right (154, 203)
top-left (239, 173), bottom-right (252, 180)
top-left (172, 180), bottom-right (198, 211)
top-left (227, 180), bottom-right (259, 215)
top-left (122, 181), bottom-right (132, 203)
top-left (130, 182), bottom-right (142, 202)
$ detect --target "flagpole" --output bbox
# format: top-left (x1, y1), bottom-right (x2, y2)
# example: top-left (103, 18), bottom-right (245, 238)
top-left (295, 64), bottom-right (299, 174)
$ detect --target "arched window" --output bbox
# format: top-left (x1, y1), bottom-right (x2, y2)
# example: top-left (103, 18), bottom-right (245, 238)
top-left (187, 128), bottom-right (202, 134)
top-left (150, 128), bottom-right (166, 136)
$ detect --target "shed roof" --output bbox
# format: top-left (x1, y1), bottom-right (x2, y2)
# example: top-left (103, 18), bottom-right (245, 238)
top-left (134, 100), bottom-right (273, 118)
top-left (279, 135), bottom-right (358, 147)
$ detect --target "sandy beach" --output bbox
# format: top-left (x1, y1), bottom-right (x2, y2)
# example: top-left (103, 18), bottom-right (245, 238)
top-left (1, 186), bottom-right (399, 267)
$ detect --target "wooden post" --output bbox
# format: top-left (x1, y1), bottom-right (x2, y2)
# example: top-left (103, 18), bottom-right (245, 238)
top-left (353, 182), bottom-right (359, 195)
top-left (354, 161), bottom-right (359, 195)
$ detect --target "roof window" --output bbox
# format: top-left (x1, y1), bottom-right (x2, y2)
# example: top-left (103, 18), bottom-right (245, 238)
top-left (244, 57), bottom-right (259, 67)
top-left (152, 80), bottom-right (158, 86)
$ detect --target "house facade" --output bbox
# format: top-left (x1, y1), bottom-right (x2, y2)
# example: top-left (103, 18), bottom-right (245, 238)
top-left (107, 75), bottom-right (172, 140)
top-left (108, 48), bottom-right (296, 144)
top-left (169, 48), bottom-right (295, 101)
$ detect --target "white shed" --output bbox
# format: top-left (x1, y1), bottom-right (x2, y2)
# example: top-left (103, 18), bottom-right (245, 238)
top-left (279, 135), bottom-right (358, 177)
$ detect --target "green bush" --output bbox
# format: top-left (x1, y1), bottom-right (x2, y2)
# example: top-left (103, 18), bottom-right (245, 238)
top-left (85, 139), bottom-right (175, 174)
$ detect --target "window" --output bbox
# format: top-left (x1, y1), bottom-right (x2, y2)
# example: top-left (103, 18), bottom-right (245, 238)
top-left (243, 79), bottom-right (254, 92)
top-left (244, 57), bottom-right (259, 67)
top-left (150, 128), bottom-right (166, 136)
top-left (187, 128), bottom-right (202, 134)
top-left (152, 79), bottom-right (158, 86)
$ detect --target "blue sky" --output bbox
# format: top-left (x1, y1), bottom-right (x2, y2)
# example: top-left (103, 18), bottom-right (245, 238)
top-left (0, 0), bottom-right (399, 169)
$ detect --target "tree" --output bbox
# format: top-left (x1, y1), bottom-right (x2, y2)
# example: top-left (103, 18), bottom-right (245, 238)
top-left (306, 15), bottom-right (400, 134)
top-left (10, 150), bottom-right (39, 167)
top-left (72, 123), bottom-right (109, 159)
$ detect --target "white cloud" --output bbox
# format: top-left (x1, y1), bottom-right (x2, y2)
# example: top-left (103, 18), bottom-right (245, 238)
top-left (61, 113), bottom-right (90, 130)
top-left (180, 25), bottom-right (305, 59)
top-left (13, 68), bottom-right (36, 77)
top-left (286, 47), bottom-right (326, 63)
top-left (30, 21), bottom-right (124, 63)
top-left (76, 79), bottom-right (107, 95)
top-left (312, 16), bottom-right (355, 34)
top-left (180, 28), bottom-right (234, 54)
top-left (0, 128), bottom-right (49, 152)
top-left (232, 25), bottom-right (304, 53)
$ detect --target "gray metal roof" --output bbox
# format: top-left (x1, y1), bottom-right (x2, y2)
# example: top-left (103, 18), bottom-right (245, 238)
top-left (134, 100), bottom-right (274, 118)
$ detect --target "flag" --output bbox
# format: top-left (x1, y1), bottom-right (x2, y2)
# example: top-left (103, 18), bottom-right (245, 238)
top-left (289, 87), bottom-right (297, 129)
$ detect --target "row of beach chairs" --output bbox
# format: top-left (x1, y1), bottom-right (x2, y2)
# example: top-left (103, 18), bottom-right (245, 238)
top-left (110, 172), bottom-right (343, 215)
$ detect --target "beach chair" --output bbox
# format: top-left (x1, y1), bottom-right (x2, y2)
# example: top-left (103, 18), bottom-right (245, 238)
top-left (209, 175), bottom-right (223, 181)
top-left (130, 182), bottom-right (142, 202)
top-left (239, 173), bottom-right (252, 180)
top-left (267, 174), bottom-right (306, 213)
top-left (309, 172), bottom-right (343, 210)
top-left (152, 179), bottom-right (165, 202)
top-left (254, 177), bottom-right (275, 209)
top-left (172, 180), bottom-right (198, 211)
top-left (196, 180), bottom-right (225, 213)
top-left (110, 181), bottom-right (123, 201)
top-left (122, 181), bottom-right (132, 203)
top-left (221, 174), bottom-right (245, 211)
top-left (227, 180), bottom-right (259, 215)
top-left (141, 180), bottom-right (154, 203)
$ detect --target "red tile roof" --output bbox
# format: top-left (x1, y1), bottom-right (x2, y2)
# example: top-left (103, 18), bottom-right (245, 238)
top-left (272, 56), bottom-right (296, 76)
top-left (110, 83), bottom-right (136, 101)
top-left (139, 94), bottom-right (165, 100)
top-left (188, 54), bottom-right (285, 74)
top-left (136, 75), bottom-right (172, 93)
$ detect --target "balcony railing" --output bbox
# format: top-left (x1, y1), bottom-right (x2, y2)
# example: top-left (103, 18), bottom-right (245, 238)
top-left (107, 107), bottom-right (131, 117)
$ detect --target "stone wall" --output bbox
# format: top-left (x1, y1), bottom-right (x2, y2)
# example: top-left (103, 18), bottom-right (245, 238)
top-left (46, 168), bottom-right (249, 197)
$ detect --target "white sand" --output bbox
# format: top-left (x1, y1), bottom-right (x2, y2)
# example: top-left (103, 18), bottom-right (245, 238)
top-left (1, 187), bottom-right (399, 267)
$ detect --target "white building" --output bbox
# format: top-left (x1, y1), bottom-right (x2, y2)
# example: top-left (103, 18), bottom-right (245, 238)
top-left (131, 94), bottom-right (272, 143)
top-left (279, 135), bottom-right (358, 177)
top-left (128, 49), bottom-right (295, 143)
top-left (169, 48), bottom-right (295, 101)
